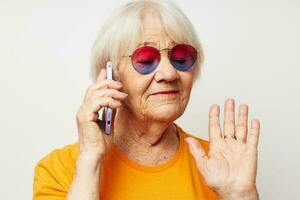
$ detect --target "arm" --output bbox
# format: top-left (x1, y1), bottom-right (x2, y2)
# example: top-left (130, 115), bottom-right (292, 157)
top-left (220, 187), bottom-right (259, 200)
top-left (66, 154), bottom-right (102, 200)
top-left (67, 68), bottom-right (127, 199)
top-left (33, 69), bottom-right (126, 200)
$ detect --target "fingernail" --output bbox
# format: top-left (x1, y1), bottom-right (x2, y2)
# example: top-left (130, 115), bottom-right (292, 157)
top-left (122, 93), bottom-right (128, 96)
top-left (116, 82), bottom-right (123, 86)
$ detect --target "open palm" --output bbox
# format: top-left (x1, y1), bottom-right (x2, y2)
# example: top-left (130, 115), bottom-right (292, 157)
top-left (185, 99), bottom-right (260, 199)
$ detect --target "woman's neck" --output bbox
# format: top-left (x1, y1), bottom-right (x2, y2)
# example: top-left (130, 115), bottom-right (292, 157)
top-left (113, 107), bottom-right (179, 165)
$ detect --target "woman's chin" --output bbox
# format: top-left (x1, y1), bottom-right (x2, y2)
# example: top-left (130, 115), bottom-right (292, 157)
top-left (148, 104), bottom-right (183, 122)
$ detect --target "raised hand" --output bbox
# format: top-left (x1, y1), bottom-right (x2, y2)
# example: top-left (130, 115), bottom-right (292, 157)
top-left (185, 99), bottom-right (260, 200)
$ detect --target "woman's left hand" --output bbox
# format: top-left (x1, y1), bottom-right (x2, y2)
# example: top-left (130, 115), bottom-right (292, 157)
top-left (185, 98), bottom-right (260, 200)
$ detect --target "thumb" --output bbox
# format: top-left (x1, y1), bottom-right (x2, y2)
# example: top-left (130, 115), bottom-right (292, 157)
top-left (185, 137), bottom-right (207, 171)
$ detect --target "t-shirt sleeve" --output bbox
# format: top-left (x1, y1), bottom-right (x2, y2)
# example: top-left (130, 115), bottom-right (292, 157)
top-left (33, 144), bottom-right (77, 200)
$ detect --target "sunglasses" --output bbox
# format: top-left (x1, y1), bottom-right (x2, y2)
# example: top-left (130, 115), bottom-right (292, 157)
top-left (123, 44), bottom-right (198, 74)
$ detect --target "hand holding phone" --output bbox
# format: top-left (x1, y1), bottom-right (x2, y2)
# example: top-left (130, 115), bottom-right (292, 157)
top-left (76, 60), bottom-right (127, 157)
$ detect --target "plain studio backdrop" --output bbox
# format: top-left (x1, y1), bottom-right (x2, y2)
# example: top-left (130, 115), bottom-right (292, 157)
top-left (0, 0), bottom-right (299, 199)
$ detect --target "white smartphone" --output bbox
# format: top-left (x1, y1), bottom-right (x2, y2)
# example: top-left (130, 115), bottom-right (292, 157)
top-left (104, 61), bottom-right (113, 134)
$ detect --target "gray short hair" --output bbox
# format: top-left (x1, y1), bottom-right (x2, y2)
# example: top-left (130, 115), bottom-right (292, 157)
top-left (90, 0), bottom-right (204, 83)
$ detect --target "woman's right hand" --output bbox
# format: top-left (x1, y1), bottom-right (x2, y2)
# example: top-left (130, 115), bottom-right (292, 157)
top-left (75, 68), bottom-right (128, 160)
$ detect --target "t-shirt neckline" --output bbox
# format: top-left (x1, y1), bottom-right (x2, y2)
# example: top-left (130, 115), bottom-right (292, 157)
top-left (111, 123), bottom-right (185, 172)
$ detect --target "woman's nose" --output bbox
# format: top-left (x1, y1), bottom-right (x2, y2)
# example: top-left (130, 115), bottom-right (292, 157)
top-left (154, 55), bottom-right (179, 82)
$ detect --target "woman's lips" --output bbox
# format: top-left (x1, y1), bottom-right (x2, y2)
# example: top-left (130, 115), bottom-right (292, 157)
top-left (151, 90), bottom-right (179, 96)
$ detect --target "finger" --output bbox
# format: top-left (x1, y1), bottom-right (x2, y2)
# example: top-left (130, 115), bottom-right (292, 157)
top-left (208, 104), bottom-right (222, 144)
top-left (235, 104), bottom-right (248, 142)
top-left (247, 119), bottom-right (260, 147)
top-left (185, 137), bottom-right (208, 172)
top-left (94, 80), bottom-right (123, 90)
top-left (223, 98), bottom-right (235, 138)
top-left (96, 68), bottom-right (106, 82)
top-left (85, 80), bottom-right (123, 100)
top-left (86, 97), bottom-right (122, 119)
top-left (89, 89), bottom-right (128, 101)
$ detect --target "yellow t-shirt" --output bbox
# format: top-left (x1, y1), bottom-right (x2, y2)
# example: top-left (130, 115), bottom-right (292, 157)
top-left (33, 124), bottom-right (220, 200)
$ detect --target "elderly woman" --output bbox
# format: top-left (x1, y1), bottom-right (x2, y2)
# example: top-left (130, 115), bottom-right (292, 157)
top-left (33, 1), bottom-right (260, 200)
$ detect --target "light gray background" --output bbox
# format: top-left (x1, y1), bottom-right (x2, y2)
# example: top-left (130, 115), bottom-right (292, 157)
top-left (0, 0), bottom-right (299, 199)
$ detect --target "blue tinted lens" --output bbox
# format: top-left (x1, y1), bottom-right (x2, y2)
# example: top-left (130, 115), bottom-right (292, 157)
top-left (170, 44), bottom-right (197, 71)
top-left (131, 46), bottom-right (160, 74)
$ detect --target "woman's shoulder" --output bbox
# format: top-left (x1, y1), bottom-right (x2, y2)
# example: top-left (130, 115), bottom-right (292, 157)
top-left (36, 142), bottom-right (79, 166)
top-left (33, 142), bottom-right (79, 197)
top-left (34, 142), bottom-right (79, 184)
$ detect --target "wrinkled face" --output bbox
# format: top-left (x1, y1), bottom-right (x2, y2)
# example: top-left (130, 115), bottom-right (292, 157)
top-left (118, 13), bottom-right (195, 123)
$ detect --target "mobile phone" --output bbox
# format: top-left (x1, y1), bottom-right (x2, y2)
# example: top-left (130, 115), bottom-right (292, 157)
top-left (104, 61), bottom-right (113, 134)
